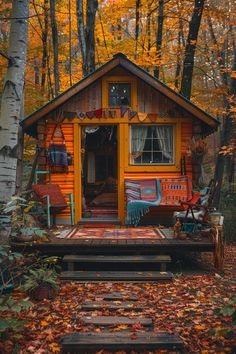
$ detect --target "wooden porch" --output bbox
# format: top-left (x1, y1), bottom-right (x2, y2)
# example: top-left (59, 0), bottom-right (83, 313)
top-left (11, 227), bottom-right (215, 256)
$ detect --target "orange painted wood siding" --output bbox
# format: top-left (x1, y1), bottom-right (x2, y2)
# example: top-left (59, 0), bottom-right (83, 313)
top-left (45, 122), bottom-right (74, 218)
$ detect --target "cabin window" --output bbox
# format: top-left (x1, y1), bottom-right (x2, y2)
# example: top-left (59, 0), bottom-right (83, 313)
top-left (108, 83), bottom-right (131, 106)
top-left (130, 125), bottom-right (174, 165)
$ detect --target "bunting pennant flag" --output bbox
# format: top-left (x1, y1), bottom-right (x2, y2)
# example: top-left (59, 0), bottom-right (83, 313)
top-left (109, 109), bottom-right (116, 118)
top-left (63, 111), bottom-right (77, 119)
top-left (77, 111), bottom-right (86, 120)
top-left (138, 112), bottom-right (147, 122)
top-left (120, 105), bottom-right (129, 117)
top-left (86, 111), bottom-right (95, 118)
top-left (94, 108), bottom-right (102, 118)
top-left (148, 113), bottom-right (158, 122)
top-left (129, 110), bottom-right (137, 120)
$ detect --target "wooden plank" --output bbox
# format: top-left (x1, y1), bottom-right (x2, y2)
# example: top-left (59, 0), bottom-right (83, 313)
top-left (60, 271), bottom-right (173, 281)
top-left (62, 254), bottom-right (171, 263)
top-left (81, 301), bottom-right (145, 311)
top-left (93, 292), bottom-right (138, 301)
top-left (80, 315), bottom-right (152, 327)
top-left (61, 332), bottom-right (184, 353)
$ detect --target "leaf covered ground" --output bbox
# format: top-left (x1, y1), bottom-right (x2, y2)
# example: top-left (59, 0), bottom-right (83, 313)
top-left (1, 245), bottom-right (236, 354)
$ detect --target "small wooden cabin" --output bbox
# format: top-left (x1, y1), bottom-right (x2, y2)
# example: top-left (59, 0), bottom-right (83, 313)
top-left (22, 53), bottom-right (219, 225)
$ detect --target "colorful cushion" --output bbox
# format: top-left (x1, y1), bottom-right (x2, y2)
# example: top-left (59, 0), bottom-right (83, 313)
top-left (32, 184), bottom-right (67, 207)
top-left (140, 179), bottom-right (157, 201)
top-left (160, 176), bottom-right (190, 205)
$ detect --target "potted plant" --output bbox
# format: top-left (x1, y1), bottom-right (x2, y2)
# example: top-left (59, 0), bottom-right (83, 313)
top-left (22, 267), bottom-right (58, 301)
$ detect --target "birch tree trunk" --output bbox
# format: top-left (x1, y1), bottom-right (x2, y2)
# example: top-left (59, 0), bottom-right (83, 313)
top-left (0, 0), bottom-right (29, 203)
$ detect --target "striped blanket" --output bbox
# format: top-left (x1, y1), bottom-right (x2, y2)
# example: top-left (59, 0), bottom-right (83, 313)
top-left (125, 179), bottom-right (161, 226)
top-left (125, 176), bottom-right (191, 225)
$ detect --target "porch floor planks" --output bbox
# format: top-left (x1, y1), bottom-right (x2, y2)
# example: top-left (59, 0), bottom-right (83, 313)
top-left (61, 332), bottom-right (184, 353)
top-left (11, 235), bottom-right (214, 256)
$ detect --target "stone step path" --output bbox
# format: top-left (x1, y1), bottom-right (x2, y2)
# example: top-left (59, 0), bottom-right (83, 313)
top-left (61, 292), bottom-right (185, 353)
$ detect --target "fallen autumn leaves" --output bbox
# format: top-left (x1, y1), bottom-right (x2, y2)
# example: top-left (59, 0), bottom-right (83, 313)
top-left (0, 245), bottom-right (236, 354)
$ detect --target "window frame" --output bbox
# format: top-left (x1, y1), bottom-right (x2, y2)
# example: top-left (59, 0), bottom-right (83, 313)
top-left (102, 76), bottom-right (137, 110)
top-left (130, 124), bottom-right (176, 166)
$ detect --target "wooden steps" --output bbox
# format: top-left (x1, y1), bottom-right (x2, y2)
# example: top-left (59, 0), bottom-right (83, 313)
top-left (61, 291), bottom-right (184, 353)
top-left (81, 300), bottom-right (145, 311)
top-left (63, 254), bottom-right (172, 271)
top-left (60, 270), bottom-right (173, 281)
top-left (93, 292), bottom-right (138, 301)
top-left (61, 332), bottom-right (184, 353)
top-left (79, 315), bottom-right (152, 327)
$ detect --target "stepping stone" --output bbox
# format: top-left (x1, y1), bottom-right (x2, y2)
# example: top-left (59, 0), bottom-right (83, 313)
top-left (60, 271), bottom-right (173, 282)
top-left (94, 292), bottom-right (138, 301)
top-left (63, 255), bottom-right (171, 271)
top-left (61, 332), bottom-right (184, 353)
top-left (78, 315), bottom-right (152, 327)
top-left (81, 300), bottom-right (145, 311)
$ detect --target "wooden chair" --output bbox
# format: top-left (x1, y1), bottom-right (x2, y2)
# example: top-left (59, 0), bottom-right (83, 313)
top-left (173, 180), bottom-right (216, 224)
top-left (32, 171), bottom-right (74, 227)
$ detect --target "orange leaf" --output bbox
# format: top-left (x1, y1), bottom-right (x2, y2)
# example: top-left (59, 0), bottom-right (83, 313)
top-left (48, 342), bottom-right (60, 353)
top-left (40, 320), bottom-right (49, 327)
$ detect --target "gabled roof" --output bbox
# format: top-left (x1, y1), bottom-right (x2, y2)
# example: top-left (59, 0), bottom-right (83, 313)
top-left (21, 53), bottom-right (219, 133)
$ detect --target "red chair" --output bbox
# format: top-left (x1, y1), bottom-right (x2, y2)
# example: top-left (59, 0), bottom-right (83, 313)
top-left (32, 184), bottom-right (74, 228)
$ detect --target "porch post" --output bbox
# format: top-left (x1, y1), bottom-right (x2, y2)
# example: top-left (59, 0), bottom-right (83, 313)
top-left (74, 122), bottom-right (81, 223)
top-left (118, 123), bottom-right (125, 224)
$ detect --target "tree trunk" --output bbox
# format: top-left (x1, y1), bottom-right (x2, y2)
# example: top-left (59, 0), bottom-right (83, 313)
top-left (0, 0), bottom-right (29, 203)
top-left (134, 0), bottom-right (141, 58)
top-left (207, 18), bottom-right (236, 207)
top-left (42, 0), bottom-right (49, 93)
top-left (180, 0), bottom-right (205, 99)
top-left (68, 0), bottom-right (73, 86)
top-left (76, 0), bottom-right (98, 76)
top-left (50, 0), bottom-right (60, 95)
top-left (154, 0), bottom-right (164, 79)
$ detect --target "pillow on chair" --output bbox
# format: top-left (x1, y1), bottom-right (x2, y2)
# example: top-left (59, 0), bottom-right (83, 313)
top-left (33, 184), bottom-right (67, 209)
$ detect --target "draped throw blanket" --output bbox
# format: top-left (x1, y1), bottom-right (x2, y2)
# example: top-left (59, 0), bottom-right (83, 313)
top-left (126, 179), bottom-right (162, 226)
top-left (48, 144), bottom-right (68, 173)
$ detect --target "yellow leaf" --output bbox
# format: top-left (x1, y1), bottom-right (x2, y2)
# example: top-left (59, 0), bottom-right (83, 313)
top-left (113, 324), bottom-right (129, 331)
top-left (49, 342), bottom-right (60, 353)
top-left (195, 325), bottom-right (205, 330)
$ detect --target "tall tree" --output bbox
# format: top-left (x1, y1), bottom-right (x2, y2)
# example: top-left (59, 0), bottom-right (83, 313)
top-left (180, 0), bottom-right (205, 99)
top-left (50, 0), bottom-right (60, 95)
top-left (76, 0), bottom-right (98, 76)
top-left (0, 0), bottom-right (29, 202)
top-left (154, 0), bottom-right (164, 79)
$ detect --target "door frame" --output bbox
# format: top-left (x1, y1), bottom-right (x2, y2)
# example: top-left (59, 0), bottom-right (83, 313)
top-left (74, 122), bottom-right (124, 224)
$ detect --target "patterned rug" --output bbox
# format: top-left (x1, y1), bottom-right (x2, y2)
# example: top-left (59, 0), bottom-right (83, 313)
top-left (65, 227), bottom-right (165, 239)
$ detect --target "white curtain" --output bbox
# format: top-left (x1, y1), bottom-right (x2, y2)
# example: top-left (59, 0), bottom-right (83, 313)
top-left (131, 126), bottom-right (148, 162)
top-left (155, 125), bottom-right (173, 161)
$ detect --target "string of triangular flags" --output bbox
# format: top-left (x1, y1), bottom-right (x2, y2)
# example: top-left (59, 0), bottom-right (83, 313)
top-left (63, 107), bottom-right (167, 122)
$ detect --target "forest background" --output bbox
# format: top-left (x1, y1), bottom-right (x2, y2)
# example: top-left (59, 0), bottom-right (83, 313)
top-left (0, 0), bottom-right (235, 240)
